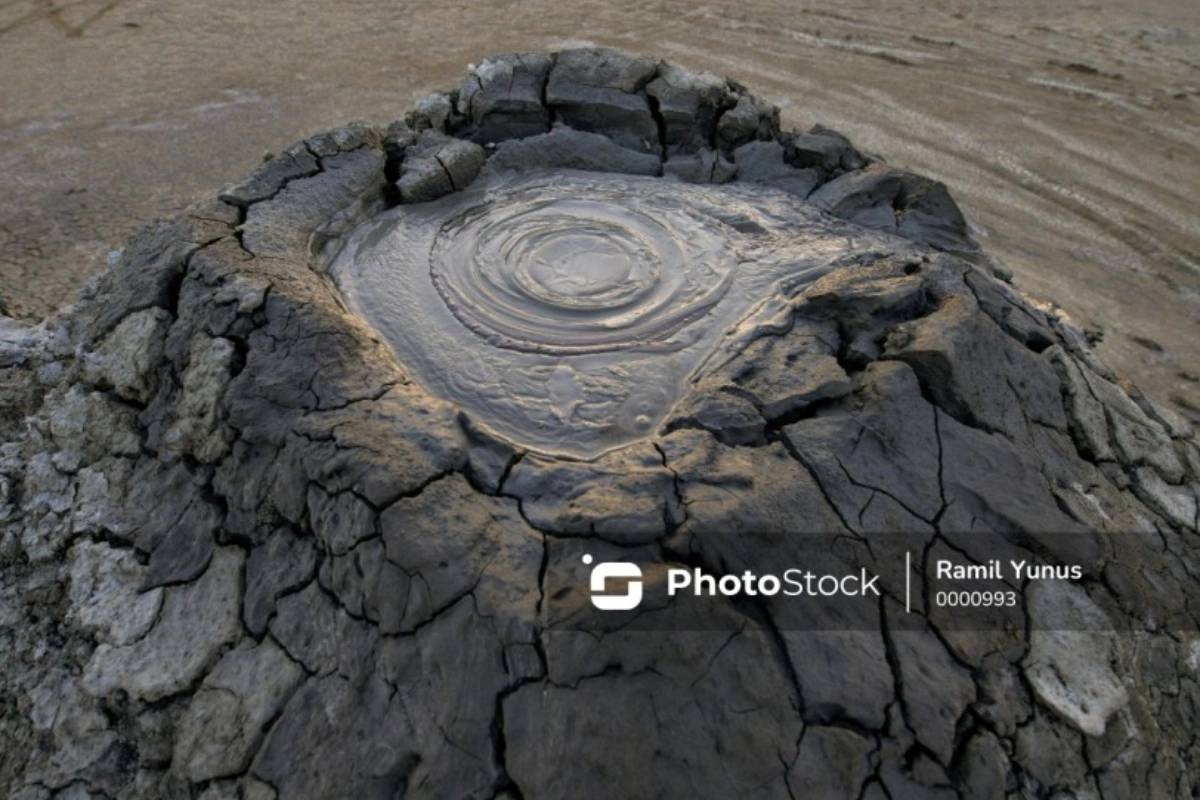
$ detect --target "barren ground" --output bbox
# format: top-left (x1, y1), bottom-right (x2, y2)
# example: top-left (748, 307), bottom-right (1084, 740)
top-left (1, 0), bottom-right (1197, 418)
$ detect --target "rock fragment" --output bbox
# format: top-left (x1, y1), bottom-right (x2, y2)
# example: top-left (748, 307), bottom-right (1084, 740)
top-left (810, 164), bottom-right (976, 251)
top-left (161, 334), bottom-right (236, 462)
top-left (888, 614), bottom-right (976, 765)
top-left (82, 547), bottom-right (245, 703)
top-left (397, 132), bottom-right (486, 203)
top-left (218, 142), bottom-right (318, 209)
top-left (546, 48), bottom-right (661, 153)
top-left (734, 139), bottom-right (821, 197)
top-left (242, 526), bottom-right (318, 636)
top-left (786, 124), bottom-right (867, 176)
top-left (459, 53), bottom-right (553, 143)
top-left (172, 639), bottom-right (304, 782)
top-left (959, 730), bottom-right (1012, 800)
top-left (67, 540), bottom-right (162, 646)
top-left (82, 308), bottom-right (170, 404)
top-left (251, 673), bottom-right (414, 800)
top-left (645, 63), bottom-right (727, 154)
top-left (483, 125), bottom-right (662, 176)
top-left (1024, 580), bottom-right (1129, 737)
top-left (715, 90), bottom-right (779, 150)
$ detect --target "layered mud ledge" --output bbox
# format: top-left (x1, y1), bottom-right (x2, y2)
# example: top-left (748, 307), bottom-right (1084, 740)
top-left (1, 50), bottom-right (1199, 800)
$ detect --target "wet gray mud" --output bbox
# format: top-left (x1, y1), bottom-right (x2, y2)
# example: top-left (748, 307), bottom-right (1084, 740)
top-left (336, 171), bottom-right (874, 457)
top-left (1, 49), bottom-right (1199, 800)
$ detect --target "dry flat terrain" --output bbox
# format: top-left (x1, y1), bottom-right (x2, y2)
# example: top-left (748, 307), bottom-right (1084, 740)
top-left (1, 0), bottom-right (1197, 419)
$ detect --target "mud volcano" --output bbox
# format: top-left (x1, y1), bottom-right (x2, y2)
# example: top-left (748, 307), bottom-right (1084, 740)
top-left (2, 50), bottom-right (1199, 800)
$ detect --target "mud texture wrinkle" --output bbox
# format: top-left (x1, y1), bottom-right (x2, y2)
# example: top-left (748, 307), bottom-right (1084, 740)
top-left (0, 51), bottom-right (1197, 800)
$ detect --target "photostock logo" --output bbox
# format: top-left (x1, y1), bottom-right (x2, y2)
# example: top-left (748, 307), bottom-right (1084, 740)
top-left (584, 554), bottom-right (643, 610)
top-left (582, 554), bottom-right (882, 614)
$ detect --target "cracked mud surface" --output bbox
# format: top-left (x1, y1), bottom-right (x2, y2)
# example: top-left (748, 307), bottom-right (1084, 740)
top-left (1, 50), bottom-right (1199, 800)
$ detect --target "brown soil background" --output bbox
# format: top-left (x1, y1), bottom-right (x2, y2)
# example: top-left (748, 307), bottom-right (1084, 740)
top-left (2, 0), bottom-right (1197, 420)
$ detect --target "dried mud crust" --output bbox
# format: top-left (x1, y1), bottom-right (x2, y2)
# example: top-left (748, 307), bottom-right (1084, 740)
top-left (0, 50), bottom-right (1198, 800)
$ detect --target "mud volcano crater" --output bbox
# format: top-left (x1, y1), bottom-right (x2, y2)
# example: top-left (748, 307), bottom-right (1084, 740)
top-left (338, 172), bottom-right (855, 458)
top-left (330, 51), bottom-right (975, 459)
top-left (2, 49), bottom-right (1199, 800)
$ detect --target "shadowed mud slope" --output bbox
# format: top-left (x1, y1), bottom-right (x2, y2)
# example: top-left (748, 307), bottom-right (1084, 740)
top-left (1, 0), bottom-right (1198, 420)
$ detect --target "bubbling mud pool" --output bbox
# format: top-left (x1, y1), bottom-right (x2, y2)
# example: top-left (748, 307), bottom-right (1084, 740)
top-left (333, 169), bottom-right (877, 459)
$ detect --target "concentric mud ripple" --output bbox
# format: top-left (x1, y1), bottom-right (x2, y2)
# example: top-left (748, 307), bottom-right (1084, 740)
top-left (333, 170), bottom-right (877, 458)
top-left (431, 189), bottom-right (736, 355)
